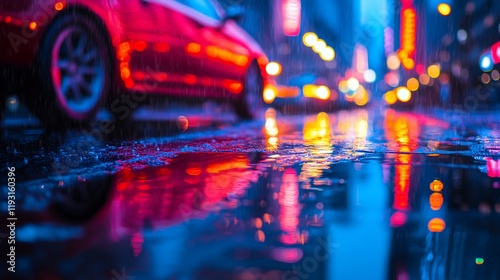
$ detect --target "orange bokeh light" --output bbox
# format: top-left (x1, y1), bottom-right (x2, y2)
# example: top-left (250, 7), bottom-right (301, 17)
top-left (205, 45), bottom-right (249, 67)
top-left (120, 67), bottom-right (131, 79)
top-left (225, 81), bottom-right (243, 94)
top-left (430, 179), bottom-right (444, 192)
top-left (54, 2), bottom-right (64, 11)
top-left (186, 42), bottom-right (201, 54)
top-left (29, 21), bottom-right (37, 30)
top-left (429, 193), bottom-right (444, 210)
top-left (428, 218), bottom-right (446, 232)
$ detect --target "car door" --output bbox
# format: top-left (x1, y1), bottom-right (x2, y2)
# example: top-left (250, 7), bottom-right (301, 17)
top-left (116, 0), bottom-right (199, 94)
top-left (167, 0), bottom-right (251, 95)
top-left (148, 0), bottom-right (208, 95)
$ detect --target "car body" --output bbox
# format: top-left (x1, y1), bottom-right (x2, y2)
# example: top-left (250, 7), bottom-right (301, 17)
top-left (0, 0), bottom-right (272, 127)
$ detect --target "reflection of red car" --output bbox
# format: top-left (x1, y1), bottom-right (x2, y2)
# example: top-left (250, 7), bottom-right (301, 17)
top-left (110, 152), bottom-right (260, 240)
top-left (0, 0), bottom-right (271, 127)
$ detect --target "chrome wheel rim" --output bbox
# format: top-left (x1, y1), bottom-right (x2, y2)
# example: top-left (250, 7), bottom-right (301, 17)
top-left (51, 26), bottom-right (104, 116)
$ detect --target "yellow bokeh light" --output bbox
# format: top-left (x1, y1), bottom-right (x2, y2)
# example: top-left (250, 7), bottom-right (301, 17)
top-left (384, 90), bottom-right (397, 105)
top-left (396, 87), bottom-right (412, 102)
top-left (437, 3), bottom-right (451, 16)
top-left (263, 85), bottom-right (277, 103)
top-left (407, 78), bottom-right (420, 91)
top-left (354, 87), bottom-right (369, 106)
top-left (303, 85), bottom-right (330, 100)
top-left (303, 32), bottom-right (318, 47)
top-left (316, 86), bottom-right (331, 100)
top-left (428, 64), bottom-right (441, 78)
top-left (338, 80), bottom-right (348, 93)
top-left (402, 58), bottom-right (415, 70)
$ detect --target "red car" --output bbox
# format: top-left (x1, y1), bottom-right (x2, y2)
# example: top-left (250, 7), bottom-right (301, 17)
top-left (0, 0), bottom-right (272, 128)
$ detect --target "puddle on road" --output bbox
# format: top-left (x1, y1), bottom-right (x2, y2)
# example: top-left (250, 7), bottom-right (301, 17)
top-left (5, 151), bottom-right (500, 280)
top-left (4, 108), bottom-right (500, 279)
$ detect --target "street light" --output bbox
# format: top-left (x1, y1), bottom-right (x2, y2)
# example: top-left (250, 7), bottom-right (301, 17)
top-left (303, 32), bottom-right (318, 47)
top-left (312, 39), bottom-right (326, 53)
top-left (320, 46), bottom-right (335, 61)
top-left (437, 3), bottom-right (451, 16)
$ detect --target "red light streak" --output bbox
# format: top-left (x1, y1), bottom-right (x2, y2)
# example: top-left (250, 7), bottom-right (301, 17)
top-left (486, 157), bottom-right (500, 178)
top-left (279, 168), bottom-right (300, 244)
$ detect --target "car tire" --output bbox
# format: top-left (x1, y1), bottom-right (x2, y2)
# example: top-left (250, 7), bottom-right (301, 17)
top-left (28, 13), bottom-right (112, 130)
top-left (234, 62), bottom-right (264, 120)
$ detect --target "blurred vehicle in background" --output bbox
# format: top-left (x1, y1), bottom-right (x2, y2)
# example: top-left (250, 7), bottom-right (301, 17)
top-left (264, 69), bottom-right (339, 112)
top-left (337, 68), bottom-right (372, 108)
top-left (0, 0), bottom-right (272, 128)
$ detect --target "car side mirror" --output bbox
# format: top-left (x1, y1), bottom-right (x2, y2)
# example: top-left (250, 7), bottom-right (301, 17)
top-left (223, 6), bottom-right (244, 23)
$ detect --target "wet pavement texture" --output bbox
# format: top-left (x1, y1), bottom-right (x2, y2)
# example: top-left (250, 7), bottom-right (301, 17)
top-left (2, 106), bottom-right (500, 279)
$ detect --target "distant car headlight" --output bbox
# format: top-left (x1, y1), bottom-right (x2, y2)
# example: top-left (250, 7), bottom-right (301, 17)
top-left (347, 77), bottom-right (360, 91)
top-left (266, 62), bottom-right (282, 76)
top-left (303, 84), bottom-right (330, 100)
top-left (396, 86), bottom-right (412, 102)
top-left (316, 86), bottom-right (330, 100)
top-left (263, 85), bottom-right (277, 103)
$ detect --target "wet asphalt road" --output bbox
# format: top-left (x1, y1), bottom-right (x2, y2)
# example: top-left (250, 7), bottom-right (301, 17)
top-left (2, 104), bottom-right (500, 279)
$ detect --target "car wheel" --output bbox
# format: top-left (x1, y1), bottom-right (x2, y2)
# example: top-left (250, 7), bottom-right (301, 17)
top-left (28, 13), bottom-right (111, 129)
top-left (234, 62), bottom-right (264, 119)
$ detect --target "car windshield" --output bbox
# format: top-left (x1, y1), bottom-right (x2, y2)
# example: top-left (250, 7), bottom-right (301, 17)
top-left (176, 0), bottom-right (222, 20)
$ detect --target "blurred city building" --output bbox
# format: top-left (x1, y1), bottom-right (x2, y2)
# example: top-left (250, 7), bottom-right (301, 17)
top-left (219, 0), bottom-right (500, 107)
top-left (219, 0), bottom-right (392, 107)
top-left (394, 0), bottom-right (500, 106)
